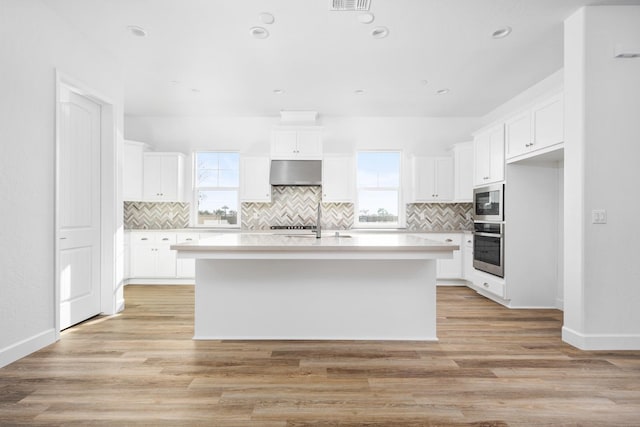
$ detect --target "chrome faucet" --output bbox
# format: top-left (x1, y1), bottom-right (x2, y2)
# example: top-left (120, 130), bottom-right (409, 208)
top-left (314, 203), bottom-right (322, 239)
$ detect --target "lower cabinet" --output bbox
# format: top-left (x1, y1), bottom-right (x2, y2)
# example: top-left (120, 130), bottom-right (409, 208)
top-left (130, 232), bottom-right (177, 278)
top-left (128, 231), bottom-right (202, 282)
top-left (471, 271), bottom-right (506, 300)
top-left (431, 234), bottom-right (463, 279)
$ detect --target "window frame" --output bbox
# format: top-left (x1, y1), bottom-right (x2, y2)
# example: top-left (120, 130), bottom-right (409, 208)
top-left (191, 151), bottom-right (241, 228)
top-left (354, 150), bottom-right (405, 229)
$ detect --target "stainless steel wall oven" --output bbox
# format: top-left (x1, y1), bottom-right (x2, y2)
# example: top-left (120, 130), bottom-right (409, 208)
top-left (473, 221), bottom-right (504, 278)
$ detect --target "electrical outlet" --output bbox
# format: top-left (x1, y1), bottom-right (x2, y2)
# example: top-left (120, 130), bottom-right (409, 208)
top-left (592, 209), bottom-right (607, 224)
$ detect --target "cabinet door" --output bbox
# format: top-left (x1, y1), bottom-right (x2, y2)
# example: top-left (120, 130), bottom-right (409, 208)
top-left (434, 234), bottom-right (462, 279)
top-left (454, 143), bottom-right (473, 202)
top-left (142, 155), bottom-right (164, 201)
top-left (240, 156), bottom-right (271, 202)
top-left (532, 93), bottom-right (563, 150)
top-left (123, 142), bottom-right (144, 201)
top-left (488, 126), bottom-right (505, 183)
top-left (177, 259), bottom-right (195, 278)
top-left (131, 245), bottom-right (157, 277)
top-left (159, 155), bottom-right (180, 201)
top-left (271, 131), bottom-right (298, 158)
top-left (505, 111), bottom-right (532, 159)
top-left (413, 157), bottom-right (437, 202)
top-left (295, 130), bottom-right (323, 159)
top-left (462, 235), bottom-right (475, 281)
top-left (473, 133), bottom-right (492, 186)
top-left (434, 158), bottom-right (454, 200)
top-left (156, 246), bottom-right (177, 277)
top-left (322, 155), bottom-right (353, 202)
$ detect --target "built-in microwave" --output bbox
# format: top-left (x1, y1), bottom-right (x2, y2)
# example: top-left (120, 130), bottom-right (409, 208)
top-left (473, 184), bottom-right (504, 222)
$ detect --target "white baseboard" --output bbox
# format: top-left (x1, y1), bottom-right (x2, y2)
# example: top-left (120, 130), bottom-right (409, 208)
top-left (0, 328), bottom-right (56, 368)
top-left (562, 326), bottom-right (640, 350)
top-left (436, 279), bottom-right (468, 286)
top-left (125, 278), bottom-right (195, 285)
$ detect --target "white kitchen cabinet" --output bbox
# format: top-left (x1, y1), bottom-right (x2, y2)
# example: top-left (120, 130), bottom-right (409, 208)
top-left (429, 234), bottom-right (463, 279)
top-left (130, 232), bottom-right (177, 278)
top-left (176, 232), bottom-right (199, 278)
top-left (271, 127), bottom-right (323, 159)
top-left (322, 155), bottom-right (354, 203)
top-left (473, 124), bottom-right (505, 186)
top-left (412, 157), bottom-right (454, 202)
top-left (143, 152), bottom-right (185, 202)
top-left (505, 92), bottom-right (564, 161)
top-left (462, 234), bottom-right (475, 281)
top-left (240, 156), bottom-right (271, 202)
top-left (472, 271), bottom-right (506, 300)
top-left (123, 140), bottom-right (148, 201)
top-left (453, 142), bottom-right (473, 202)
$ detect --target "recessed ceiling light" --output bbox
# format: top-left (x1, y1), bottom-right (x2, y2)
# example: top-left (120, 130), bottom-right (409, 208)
top-left (259, 12), bottom-right (275, 24)
top-left (436, 88), bottom-right (450, 95)
top-left (127, 25), bottom-right (147, 37)
top-left (371, 26), bottom-right (389, 39)
top-left (492, 26), bottom-right (512, 39)
top-left (358, 13), bottom-right (375, 24)
top-left (249, 26), bottom-right (269, 39)
top-left (354, 89), bottom-right (365, 95)
top-left (273, 89), bottom-right (284, 94)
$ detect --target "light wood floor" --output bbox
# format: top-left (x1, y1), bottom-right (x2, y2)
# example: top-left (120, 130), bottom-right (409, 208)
top-left (1, 286), bottom-right (639, 426)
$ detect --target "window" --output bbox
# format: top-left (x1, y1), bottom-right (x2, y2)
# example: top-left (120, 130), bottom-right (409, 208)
top-left (193, 152), bottom-right (240, 227)
top-left (356, 151), bottom-right (402, 227)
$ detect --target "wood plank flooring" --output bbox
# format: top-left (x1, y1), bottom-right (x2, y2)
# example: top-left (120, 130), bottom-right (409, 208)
top-left (1, 285), bottom-right (640, 426)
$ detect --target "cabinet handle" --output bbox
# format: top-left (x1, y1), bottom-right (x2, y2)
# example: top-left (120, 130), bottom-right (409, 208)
top-left (483, 282), bottom-right (489, 288)
top-left (162, 238), bottom-right (169, 241)
top-left (467, 240), bottom-right (472, 243)
top-left (60, 237), bottom-right (67, 240)
top-left (186, 238), bottom-right (193, 241)
top-left (141, 238), bottom-right (148, 241)
top-left (483, 176), bottom-right (489, 180)
top-left (445, 239), bottom-right (453, 242)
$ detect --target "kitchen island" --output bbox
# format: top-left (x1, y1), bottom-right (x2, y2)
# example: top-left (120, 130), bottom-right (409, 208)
top-left (172, 232), bottom-right (458, 341)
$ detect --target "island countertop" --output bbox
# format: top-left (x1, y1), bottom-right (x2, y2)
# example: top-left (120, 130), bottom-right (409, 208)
top-left (171, 232), bottom-right (459, 259)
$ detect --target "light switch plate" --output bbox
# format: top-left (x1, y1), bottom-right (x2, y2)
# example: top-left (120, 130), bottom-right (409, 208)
top-left (592, 209), bottom-right (607, 224)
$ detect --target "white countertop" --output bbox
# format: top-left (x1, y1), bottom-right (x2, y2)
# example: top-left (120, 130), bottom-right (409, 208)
top-left (171, 232), bottom-right (459, 253)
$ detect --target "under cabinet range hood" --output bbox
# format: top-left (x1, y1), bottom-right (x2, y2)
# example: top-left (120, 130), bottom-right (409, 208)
top-left (269, 160), bottom-right (322, 186)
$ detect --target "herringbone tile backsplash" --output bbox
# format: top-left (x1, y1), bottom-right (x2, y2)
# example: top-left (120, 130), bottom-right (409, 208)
top-left (124, 202), bottom-right (190, 229)
top-left (242, 186), bottom-right (354, 230)
top-left (406, 203), bottom-right (473, 232)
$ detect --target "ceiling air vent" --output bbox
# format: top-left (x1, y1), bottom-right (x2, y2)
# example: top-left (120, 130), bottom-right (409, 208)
top-left (330, 0), bottom-right (371, 11)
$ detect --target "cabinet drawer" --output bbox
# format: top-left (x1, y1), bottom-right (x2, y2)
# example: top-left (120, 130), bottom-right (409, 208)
top-left (475, 276), bottom-right (505, 299)
top-left (176, 233), bottom-right (199, 244)
top-left (130, 232), bottom-right (159, 244)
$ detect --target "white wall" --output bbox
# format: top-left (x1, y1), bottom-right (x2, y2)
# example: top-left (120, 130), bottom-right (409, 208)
top-left (124, 116), bottom-right (482, 156)
top-left (0, 0), bottom-right (124, 367)
top-left (563, 6), bottom-right (640, 350)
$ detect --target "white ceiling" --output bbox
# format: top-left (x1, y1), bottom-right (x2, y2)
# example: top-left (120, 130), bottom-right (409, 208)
top-left (42, 0), bottom-right (638, 117)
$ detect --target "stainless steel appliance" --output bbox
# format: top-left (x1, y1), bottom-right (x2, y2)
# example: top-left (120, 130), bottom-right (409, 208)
top-left (269, 160), bottom-right (322, 186)
top-left (473, 222), bottom-right (504, 277)
top-left (473, 184), bottom-right (504, 222)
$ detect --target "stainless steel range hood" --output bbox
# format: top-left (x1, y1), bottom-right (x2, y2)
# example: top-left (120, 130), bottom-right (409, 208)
top-left (269, 160), bottom-right (322, 186)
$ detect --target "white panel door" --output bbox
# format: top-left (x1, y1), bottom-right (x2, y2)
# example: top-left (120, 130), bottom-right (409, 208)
top-left (58, 86), bottom-right (101, 330)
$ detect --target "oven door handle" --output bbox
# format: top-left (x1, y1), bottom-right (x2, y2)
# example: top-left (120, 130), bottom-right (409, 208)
top-left (473, 232), bottom-right (503, 238)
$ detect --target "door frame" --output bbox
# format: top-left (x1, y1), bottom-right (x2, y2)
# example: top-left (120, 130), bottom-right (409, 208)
top-left (54, 71), bottom-right (123, 338)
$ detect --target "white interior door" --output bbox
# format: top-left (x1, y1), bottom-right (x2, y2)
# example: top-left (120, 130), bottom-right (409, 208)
top-left (58, 85), bottom-right (101, 330)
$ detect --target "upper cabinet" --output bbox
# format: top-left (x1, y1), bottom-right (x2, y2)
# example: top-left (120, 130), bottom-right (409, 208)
top-left (505, 92), bottom-right (564, 161)
top-left (271, 127), bottom-right (323, 159)
top-left (240, 156), bottom-right (271, 203)
top-left (412, 156), bottom-right (454, 202)
top-left (453, 142), bottom-right (473, 202)
top-left (123, 140), bottom-right (148, 201)
top-left (473, 124), bottom-right (505, 186)
top-left (142, 152), bottom-right (185, 202)
top-left (322, 155), bottom-right (354, 203)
